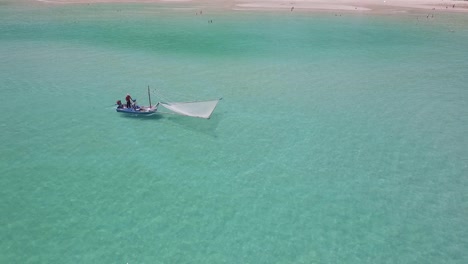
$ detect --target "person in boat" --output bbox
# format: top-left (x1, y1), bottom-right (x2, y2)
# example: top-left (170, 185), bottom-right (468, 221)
top-left (125, 93), bottom-right (133, 108)
top-left (132, 99), bottom-right (140, 110)
top-left (116, 100), bottom-right (124, 109)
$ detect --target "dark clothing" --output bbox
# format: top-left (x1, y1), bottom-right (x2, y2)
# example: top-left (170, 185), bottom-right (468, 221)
top-left (116, 100), bottom-right (124, 108)
top-left (125, 95), bottom-right (132, 108)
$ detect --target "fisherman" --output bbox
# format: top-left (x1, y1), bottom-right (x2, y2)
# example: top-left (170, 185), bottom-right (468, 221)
top-left (132, 99), bottom-right (140, 110)
top-left (125, 93), bottom-right (133, 108)
top-left (116, 100), bottom-right (124, 108)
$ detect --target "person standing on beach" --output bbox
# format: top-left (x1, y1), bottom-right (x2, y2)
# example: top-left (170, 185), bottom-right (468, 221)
top-left (125, 93), bottom-right (133, 108)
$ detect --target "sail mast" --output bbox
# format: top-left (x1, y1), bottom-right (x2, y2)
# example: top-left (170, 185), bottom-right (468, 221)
top-left (148, 85), bottom-right (152, 107)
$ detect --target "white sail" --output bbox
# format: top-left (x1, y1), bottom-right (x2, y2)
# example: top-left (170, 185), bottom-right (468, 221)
top-left (160, 98), bottom-right (222, 119)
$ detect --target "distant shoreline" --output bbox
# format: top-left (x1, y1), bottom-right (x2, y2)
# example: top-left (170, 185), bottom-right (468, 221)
top-left (33, 0), bottom-right (468, 13)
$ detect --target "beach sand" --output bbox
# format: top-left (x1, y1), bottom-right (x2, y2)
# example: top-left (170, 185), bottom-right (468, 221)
top-left (234, 0), bottom-right (468, 13)
top-left (34, 0), bottom-right (468, 13)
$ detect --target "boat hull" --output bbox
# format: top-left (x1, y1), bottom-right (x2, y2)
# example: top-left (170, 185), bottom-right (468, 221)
top-left (116, 105), bottom-right (157, 115)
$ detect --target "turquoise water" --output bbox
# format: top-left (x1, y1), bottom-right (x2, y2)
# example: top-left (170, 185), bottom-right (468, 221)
top-left (1, 1), bottom-right (467, 263)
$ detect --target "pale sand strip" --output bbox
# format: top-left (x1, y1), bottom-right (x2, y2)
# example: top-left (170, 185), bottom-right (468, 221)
top-left (234, 0), bottom-right (468, 13)
top-left (35, 0), bottom-right (193, 3)
top-left (34, 0), bottom-right (468, 13)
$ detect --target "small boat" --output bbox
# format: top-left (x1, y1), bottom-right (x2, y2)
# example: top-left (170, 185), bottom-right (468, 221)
top-left (116, 86), bottom-right (158, 115)
top-left (116, 86), bottom-right (221, 119)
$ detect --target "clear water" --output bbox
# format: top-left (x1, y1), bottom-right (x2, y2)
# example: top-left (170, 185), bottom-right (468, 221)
top-left (1, 1), bottom-right (467, 263)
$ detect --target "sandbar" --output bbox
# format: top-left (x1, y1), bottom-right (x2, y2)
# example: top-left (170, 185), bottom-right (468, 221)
top-left (34, 0), bottom-right (468, 13)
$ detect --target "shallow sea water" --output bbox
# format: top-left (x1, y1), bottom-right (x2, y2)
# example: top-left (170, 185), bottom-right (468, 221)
top-left (1, 1), bottom-right (467, 263)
